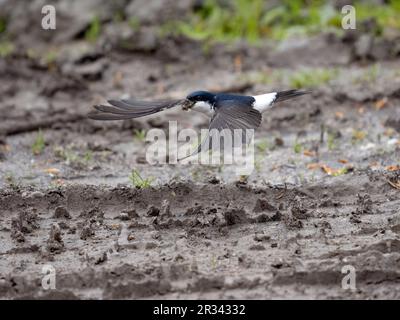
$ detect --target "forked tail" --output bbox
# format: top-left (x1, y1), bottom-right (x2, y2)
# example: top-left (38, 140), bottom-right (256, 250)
top-left (275, 89), bottom-right (311, 102)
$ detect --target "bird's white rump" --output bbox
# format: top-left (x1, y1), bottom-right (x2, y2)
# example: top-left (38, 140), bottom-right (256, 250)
top-left (252, 92), bottom-right (277, 113)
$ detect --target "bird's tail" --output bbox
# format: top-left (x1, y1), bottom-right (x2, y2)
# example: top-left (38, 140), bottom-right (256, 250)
top-left (275, 89), bottom-right (311, 102)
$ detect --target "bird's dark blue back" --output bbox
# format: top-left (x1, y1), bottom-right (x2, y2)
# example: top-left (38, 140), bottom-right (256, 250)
top-left (214, 93), bottom-right (255, 106)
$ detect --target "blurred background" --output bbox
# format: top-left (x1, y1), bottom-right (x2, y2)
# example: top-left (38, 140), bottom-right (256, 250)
top-left (0, 0), bottom-right (399, 186)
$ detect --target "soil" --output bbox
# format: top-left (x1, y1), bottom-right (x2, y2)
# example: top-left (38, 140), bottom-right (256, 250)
top-left (1, 0), bottom-right (400, 299)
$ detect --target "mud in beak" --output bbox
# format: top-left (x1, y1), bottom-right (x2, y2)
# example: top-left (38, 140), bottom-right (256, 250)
top-left (182, 99), bottom-right (195, 110)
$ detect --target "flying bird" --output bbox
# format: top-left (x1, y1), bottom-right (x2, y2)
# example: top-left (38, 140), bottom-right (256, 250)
top-left (88, 89), bottom-right (309, 158)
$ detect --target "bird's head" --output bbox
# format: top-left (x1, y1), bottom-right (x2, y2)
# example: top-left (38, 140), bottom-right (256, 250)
top-left (186, 91), bottom-right (215, 104)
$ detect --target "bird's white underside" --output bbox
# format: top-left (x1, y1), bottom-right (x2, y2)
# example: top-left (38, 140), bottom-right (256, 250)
top-left (191, 101), bottom-right (214, 116)
top-left (191, 92), bottom-right (277, 117)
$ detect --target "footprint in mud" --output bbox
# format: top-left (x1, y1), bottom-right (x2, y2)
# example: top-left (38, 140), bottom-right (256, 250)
top-left (79, 207), bottom-right (105, 222)
top-left (146, 205), bottom-right (160, 217)
top-left (46, 224), bottom-right (64, 254)
top-left (116, 209), bottom-right (139, 221)
top-left (283, 213), bottom-right (304, 229)
top-left (53, 206), bottom-right (71, 219)
top-left (76, 207), bottom-right (106, 240)
top-left (151, 200), bottom-right (184, 228)
top-left (253, 198), bottom-right (277, 213)
top-left (355, 194), bottom-right (374, 215)
top-left (280, 196), bottom-right (312, 229)
top-left (251, 199), bottom-right (282, 223)
top-left (290, 196), bottom-right (311, 220)
top-left (80, 223), bottom-right (96, 240)
top-left (223, 208), bottom-right (248, 226)
top-left (10, 209), bottom-right (39, 243)
top-left (350, 194), bottom-right (379, 224)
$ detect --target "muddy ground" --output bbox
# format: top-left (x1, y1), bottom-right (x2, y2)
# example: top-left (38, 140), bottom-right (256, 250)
top-left (1, 0), bottom-right (400, 299)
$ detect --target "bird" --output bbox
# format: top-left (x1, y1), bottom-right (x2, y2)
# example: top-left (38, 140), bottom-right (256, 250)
top-left (88, 89), bottom-right (309, 158)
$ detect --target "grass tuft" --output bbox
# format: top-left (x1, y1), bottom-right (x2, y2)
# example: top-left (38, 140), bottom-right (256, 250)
top-left (133, 129), bottom-right (146, 142)
top-left (53, 146), bottom-right (93, 168)
top-left (129, 169), bottom-right (153, 189)
top-left (255, 139), bottom-right (270, 153)
top-left (32, 130), bottom-right (45, 155)
top-left (293, 140), bottom-right (303, 154)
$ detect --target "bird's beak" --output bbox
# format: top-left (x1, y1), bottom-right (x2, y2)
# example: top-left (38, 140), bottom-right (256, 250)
top-left (182, 99), bottom-right (195, 110)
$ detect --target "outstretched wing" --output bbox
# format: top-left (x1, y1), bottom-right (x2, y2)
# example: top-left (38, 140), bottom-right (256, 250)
top-left (180, 100), bottom-right (262, 160)
top-left (88, 98), bottom-right (186, 120)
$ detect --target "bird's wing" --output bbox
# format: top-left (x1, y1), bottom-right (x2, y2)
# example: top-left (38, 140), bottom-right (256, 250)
top-left (180, 100), bottom-right (262, 160)
top-left (88, 98), bottom-right (186, 120)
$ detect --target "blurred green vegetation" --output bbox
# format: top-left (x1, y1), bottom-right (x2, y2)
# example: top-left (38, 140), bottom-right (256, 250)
top-left (240, 67), bottom-right (339, 89)
top-left (0, 17), bottom-right (7, 34)
top-left (85, 16), bottom-right (101, 43)
top-left (168, 0), bottom-right (400, 43)
top-left (128, 17), bottom-right (141, 31)
top-left (0, 41), bottom-right (14, 57)
top-left (0, 16), bottom-right (13, 57)
top-left (289, 68), bottom-right (338, 88)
